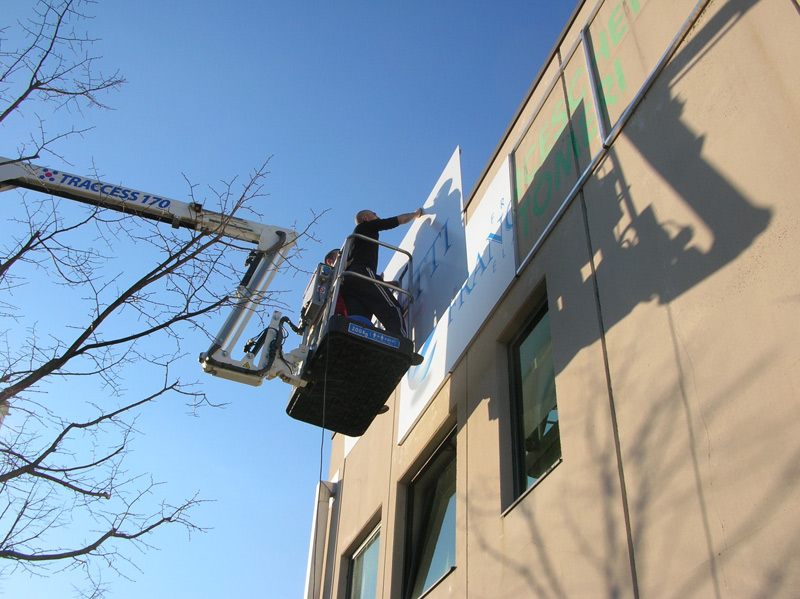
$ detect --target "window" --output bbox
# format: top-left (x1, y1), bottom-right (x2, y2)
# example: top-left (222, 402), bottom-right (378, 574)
top-left (347, 526), bottom-right (380, 599)
top-left (405, 432), bottom-right (457, 599)
top-left (509, 301), bottom-right (561, 496)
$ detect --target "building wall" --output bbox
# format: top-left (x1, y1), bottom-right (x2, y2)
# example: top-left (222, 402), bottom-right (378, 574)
top-left (317, 0), bottom-right (800, 597)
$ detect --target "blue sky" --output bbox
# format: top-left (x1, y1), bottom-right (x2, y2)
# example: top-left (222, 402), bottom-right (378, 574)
top-left (2, 1), bottom-right (577, 597)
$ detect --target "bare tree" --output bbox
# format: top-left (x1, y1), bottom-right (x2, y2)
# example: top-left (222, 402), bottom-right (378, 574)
top-left (0, 2), bottom-right (317, 595)
top-left (0, 159), bottom-right (317, 595)
top-left (0, 0), bottom-right (125, 162)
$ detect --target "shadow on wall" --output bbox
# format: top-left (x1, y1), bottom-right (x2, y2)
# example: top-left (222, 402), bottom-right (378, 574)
top-left (530, 0), bottom-right (772, 368)
top-left (466, 345), bottom-right (800, 599)
top-left (458, 0), bottom-right (800, 597)
top-left (410, 176), bottom-right (467, 347)
top-left (446, 0), bottom-right (772, 399)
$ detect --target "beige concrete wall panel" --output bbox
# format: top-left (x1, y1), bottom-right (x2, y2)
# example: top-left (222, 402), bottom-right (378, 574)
top-left (325, 437), bottom-right (347, 598)
top-left (328, 433), bottom-right (345, 482)
top-left (458, 329), bottom-right (507, 598)
top-left (394, 378), bottom-right (455, 477)
top-left (587, 0), bottom-right (697, 128)
top-left (326, 394), bottom-right (397, 598)
top-left (461, 199), bottom-right (635, 598)
top-left (561, 0), bottom-right (601, 50)
top-left (334, 417), bottom-right (394, 548)
top-left (451, 365), bottom-right (469, 599)
top-left (582, 0), bottom-right (800, 596)
top-left (715, 508), bottom-right (800, 599)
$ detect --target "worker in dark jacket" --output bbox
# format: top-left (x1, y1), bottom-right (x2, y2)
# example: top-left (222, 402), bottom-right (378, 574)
top-left (342, 208), bottom-right (423, 336)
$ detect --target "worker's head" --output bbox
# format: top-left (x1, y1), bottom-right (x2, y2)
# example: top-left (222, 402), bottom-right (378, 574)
top-left (355, 210), bottom-right (378, 224)
top-left (324, 249), bottom-right (340, 266)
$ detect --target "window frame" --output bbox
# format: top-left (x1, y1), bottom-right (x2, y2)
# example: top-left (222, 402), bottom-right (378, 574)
top-left (403, 430), bottom-right (457, 599)
top-left (346, 523), bottom-right (381, 599)
top-left (508, 298), bottom-right (562, 500)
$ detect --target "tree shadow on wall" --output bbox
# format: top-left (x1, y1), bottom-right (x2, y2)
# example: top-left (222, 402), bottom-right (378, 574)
top-left (551, 0), bottom-right (773, 362)
top-left (466, 340), bottom-right (800, 598)
top-left (459, 0), bottom-right (800, 596)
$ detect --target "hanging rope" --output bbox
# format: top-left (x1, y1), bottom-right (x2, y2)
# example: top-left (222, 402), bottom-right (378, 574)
top-left (311, 329), bottom-right (331, 599)
top-left (318, 333), bottom-right (330, 482)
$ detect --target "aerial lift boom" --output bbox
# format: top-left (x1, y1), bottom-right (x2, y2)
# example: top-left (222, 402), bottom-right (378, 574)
top-left (0, 156), bottom-right (302, 384)
top-left (0, 157), bottom-right (421, 436)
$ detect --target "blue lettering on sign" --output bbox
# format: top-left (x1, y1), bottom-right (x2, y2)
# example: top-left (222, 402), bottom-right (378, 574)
top-left (449, 201), bottom-right (514, 322)
top-left (43, 170), bottom-right (172, 210)
top-left (348, 323), bottom-right (401, 349)
top-left (412, 218), bottom-right (453, 301)
top-left (408, 331), bottom-right (435, 386)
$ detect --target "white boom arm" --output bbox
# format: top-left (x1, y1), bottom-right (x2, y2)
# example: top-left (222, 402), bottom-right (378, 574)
top-left (0, 156), bottom-right (308, 388)
top-left (0, 156), bottom-right (287, 249)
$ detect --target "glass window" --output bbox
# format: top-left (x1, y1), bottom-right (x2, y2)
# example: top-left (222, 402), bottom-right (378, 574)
top-left (510, 301), bottom-right (561, 495)
top-left (348, 526), bottom-right (380, 599)
top-left (405, 432), bottom-right (457, 599)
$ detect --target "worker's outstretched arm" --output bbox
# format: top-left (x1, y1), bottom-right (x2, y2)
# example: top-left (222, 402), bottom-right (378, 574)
top-left (396, 208), bottom-right (423, 225)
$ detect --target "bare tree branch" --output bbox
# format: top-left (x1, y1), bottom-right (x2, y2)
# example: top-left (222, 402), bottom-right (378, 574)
top-left (0, 0), bottom-right (125, 158)
top-left (0, 4), bottom-right (320, 595)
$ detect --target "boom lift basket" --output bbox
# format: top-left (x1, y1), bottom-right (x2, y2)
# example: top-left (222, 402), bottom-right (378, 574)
top-left (286, 315), bottom-right (418, 436)
top-left (286, 235), bottom-right (421, 437)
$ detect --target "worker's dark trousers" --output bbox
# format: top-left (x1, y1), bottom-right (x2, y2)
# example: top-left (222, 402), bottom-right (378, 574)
top-left (341, 266), bottom-right (407, 337)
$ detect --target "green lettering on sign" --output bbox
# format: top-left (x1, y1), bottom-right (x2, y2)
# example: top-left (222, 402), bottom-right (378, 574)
top-left (609, 3), bottom-right (628, 46)
top-left (531, 171), bottom-right (552, 217)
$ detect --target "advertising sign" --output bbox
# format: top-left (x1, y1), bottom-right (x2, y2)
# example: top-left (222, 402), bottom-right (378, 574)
top-left (384, 147), bottom-right (468, 348)
top-left (396, 158), bottom-right (515, 441)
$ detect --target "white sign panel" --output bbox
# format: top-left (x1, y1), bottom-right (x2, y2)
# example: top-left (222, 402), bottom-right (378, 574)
top-left (344, 148), bottom-right (466, 453)
top-left (397, 158), bottom-right (515, 441)
top-left (384, 147), bottom-right (468, 345)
